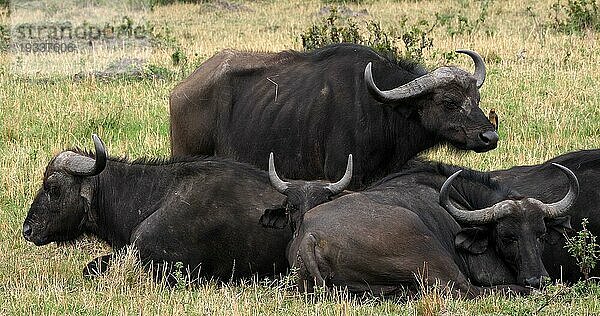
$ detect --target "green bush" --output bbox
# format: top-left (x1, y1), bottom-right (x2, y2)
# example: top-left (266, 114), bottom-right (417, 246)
top-left (0, 24), bottom-right (8, 52)
top-left (564, 218), bottom-right (600, 280)
top-left (551, 0), bottom-right (600, 34)
top-left (300, 7), bottom-right (434, 62)
top-left (435, 0), bottom-right (495, 37)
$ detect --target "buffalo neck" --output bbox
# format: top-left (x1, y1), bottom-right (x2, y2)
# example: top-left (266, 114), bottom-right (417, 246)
top-left (389, 107), bottom-right (438, 174)
top-left (85, 160), bottom-right (178, 248)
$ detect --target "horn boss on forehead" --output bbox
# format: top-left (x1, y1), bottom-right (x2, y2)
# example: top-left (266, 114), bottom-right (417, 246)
top-left (54, 134), bottom-right (107, 177)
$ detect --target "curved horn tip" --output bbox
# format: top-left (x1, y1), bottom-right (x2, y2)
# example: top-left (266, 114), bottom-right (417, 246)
top-left (550, 162), bottom-right (580, 192)
top-left (540, 162), bottom-right (579, 218)
top-left (455, 49), bottom-right (486, 88)
top-left (326, 153), bottom-right (354, 195)
top-left (439, 170), bottom-right (462, 204)
top-left (268, 152), bottom-right (289, 194)
top-left (90, 133), bottom-right (107, 175)
top-left (364, 62), bottom-right (374, 83)
top-left (92, 134), bottom-right (106, 151)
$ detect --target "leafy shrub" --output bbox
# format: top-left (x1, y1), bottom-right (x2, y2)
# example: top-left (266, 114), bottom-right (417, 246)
top-left (435, 0), bottom-right (495, 37)
top-left (399, 19), bottom-right (434, 63)
top-left (0, 24), bottom-right (8, 52)
top-left (300, 7), bottom-right (434, 63)
top-left (564, 218), bottom-right (600, 280)
top-left (551, 0), bottom-right (600, 34)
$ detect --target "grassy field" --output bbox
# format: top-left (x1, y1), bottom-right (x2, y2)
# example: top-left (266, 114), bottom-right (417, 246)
top-left (1, 0), bottom-right (600, 314)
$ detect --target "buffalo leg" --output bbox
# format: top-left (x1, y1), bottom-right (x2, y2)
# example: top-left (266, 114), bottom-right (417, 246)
top-left (294, 233), bottom-right (330, 292)
top-left (83, 254), bottom-right (113, 278)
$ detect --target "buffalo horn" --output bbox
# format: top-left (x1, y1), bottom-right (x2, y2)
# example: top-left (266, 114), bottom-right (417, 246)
top-left (364, 50), bottom-right (485, 103)
top-left (326, 154), bottom-right (353, 195)
top-left (60, 134), bottom-right (107, 177)
top-left (541, 163), bottom-right (579, 218)
top-left (439, 170), bottom-right (500, 225)
top-left (268, 152), bottom-right (290, 193)
top-left (364, 62), bottom-right (439, 103)
top-left (456, 49), bottom-right (486, 88)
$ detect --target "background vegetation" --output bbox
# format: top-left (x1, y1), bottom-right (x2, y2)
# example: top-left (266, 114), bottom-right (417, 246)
top-left (1, 0), bottom-right (600, 314)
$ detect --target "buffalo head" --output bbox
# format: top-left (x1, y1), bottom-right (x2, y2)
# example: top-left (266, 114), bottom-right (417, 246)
top-left (23, 134), bottom-right (107, 246)
top-left (365, 50), bottom-right (498, 152)
top-left (260, 152), bottom-right (352, 230)
top-left (439, 163), bottom-right (579, 288)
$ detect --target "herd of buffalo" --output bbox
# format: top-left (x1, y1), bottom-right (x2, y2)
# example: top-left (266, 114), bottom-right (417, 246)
top-left (22, 44), bottom-right (600, 298)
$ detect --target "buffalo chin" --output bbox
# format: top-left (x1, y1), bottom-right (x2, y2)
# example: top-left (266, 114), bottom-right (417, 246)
top-left (27, 235), bottom-right (50, 246)
top-left (472, 144), bottom-right (498, 153)
top-left (456, 141), bottom-right (498, 153)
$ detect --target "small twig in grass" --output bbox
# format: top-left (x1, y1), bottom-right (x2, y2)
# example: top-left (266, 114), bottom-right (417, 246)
top-left (535, 285), bottom-right (568, 314)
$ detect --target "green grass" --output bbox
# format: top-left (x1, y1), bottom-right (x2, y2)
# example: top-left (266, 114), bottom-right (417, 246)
top-left (2, 0), bottom-right (600, 314)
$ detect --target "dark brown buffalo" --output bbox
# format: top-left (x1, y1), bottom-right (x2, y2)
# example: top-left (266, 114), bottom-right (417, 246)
top-left (170, 43), bottom-right (498, 189)
top-left (491, 149), bottom-right (600, 283)
top-left (262, 159), bottom-right (579, 297)
top-left (22, 135), bottom-right (352, 283)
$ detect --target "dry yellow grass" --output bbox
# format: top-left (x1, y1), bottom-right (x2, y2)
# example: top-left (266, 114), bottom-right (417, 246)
top-left (1, 0), bottom-right (600, 314)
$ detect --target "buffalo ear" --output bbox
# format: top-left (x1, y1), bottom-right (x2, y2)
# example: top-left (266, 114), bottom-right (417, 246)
top-left (260, 207), bottom-right (289, 229)
top-left (545, 216), bottom-right (573, 245)
top-left (455, 227), bottom-right (489, 254)
top-left (80, 181), bottom-right (94, 212)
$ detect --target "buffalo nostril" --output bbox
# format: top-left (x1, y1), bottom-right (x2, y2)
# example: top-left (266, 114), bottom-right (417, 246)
top-left (479, 130), bottom-right (499, 146)
top-left (23, 223), bottom-right (32, 239)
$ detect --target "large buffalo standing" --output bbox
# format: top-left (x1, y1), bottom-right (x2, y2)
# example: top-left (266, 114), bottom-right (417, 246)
top-left (170, 43), bottom-right (498, 189)
top-left (491, 149), bottom-right (600, 282)
top-left (22, 135), bottom-right (352, 282)
top-left (262, 159), bottom-right (579, 297)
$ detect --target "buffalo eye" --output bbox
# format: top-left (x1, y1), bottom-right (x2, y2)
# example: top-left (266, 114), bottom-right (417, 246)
top-left (501, 236), bottom-right (518, 245)
top-left (47, 185), bottom-right (60, 197)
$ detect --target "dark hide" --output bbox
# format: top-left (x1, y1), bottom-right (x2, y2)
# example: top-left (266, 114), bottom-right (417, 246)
top-left (281, 160), bottom-right (570, 298)
top-left (169, 43), bottom-right (497, 189)
top-left (24, 151), bottom-right (293, 282)
top-left (491, 149), bottom-right (600, 282)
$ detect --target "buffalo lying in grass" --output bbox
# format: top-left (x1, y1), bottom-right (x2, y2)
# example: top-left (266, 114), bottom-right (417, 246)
top-left (262, 159), bottom-right (579, 297)
top-left (491, 149), bottom-right (600, 283)
top-left (170, 43), bottom-right (498, 189)
top-left (23, 135), bottom-right (352, 283)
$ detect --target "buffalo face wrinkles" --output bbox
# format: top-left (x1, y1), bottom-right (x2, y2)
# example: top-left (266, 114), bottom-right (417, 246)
top-left (491, 204), bottom-right (550, 289)
top-left (24, 164), bottom-right (90, 246)
top-left (420, 78), bottom-right (498, 153)
top-left (261, 153), bottom-right (353, 232)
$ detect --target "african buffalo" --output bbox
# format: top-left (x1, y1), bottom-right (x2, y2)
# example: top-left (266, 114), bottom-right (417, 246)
top-left (170, 43), bottom-right (498, 189)
top-left (262, 159), bottom-right (579, 297)
top-left (22, 135), bottom-right (352, 283)
top-left (491, 149), bottom-right (600, 283)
